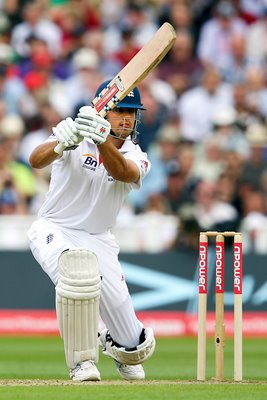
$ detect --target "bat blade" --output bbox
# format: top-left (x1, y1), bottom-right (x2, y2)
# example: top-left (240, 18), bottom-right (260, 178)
top-left (92, 22), bottom-right (177, 117)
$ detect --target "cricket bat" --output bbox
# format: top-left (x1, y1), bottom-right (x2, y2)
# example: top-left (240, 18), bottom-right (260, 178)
top-left (92, 22), bottom-right (176, 116)
top-left (55, 23), bottom-right (176, 153)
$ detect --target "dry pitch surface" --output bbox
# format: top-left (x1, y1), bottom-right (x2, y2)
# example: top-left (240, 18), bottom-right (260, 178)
top-left (1, 379), bottom-right (267, 386)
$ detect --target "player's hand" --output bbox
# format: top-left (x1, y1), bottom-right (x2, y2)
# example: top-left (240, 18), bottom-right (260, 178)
top-left (53, 118), bottom-right (83, 151)
top-left (75, 106), bottom-right (111, 145)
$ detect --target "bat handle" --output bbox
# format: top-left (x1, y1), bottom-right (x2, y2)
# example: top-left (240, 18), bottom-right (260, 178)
top-left (54, 142), bottom-right (65, 155)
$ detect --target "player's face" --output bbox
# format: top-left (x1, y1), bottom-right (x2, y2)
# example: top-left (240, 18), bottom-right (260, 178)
top-left (107, 108), bottom-right (136, 139)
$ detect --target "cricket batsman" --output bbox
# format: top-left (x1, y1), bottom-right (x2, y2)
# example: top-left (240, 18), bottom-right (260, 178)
top-left (27, 80), bottom-right (156, 381)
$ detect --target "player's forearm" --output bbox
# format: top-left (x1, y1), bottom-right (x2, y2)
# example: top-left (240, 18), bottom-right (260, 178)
top-left (98, 140), bottom-right (139, 183)
top-left (29, 141), bottom-right (60, 169)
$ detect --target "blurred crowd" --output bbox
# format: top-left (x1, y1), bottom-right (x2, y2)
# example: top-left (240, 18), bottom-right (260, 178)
top-left (1, 0), bottom-right (267, 252)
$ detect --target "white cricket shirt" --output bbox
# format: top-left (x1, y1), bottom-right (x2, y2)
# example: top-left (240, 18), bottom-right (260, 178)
top-left (38, 139), bottom-right (150, 234)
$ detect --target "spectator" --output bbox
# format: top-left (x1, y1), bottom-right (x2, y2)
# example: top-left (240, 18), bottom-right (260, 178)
top-left (239, 0), bottom-right (267, 24)
top-left (246, 6), bottom-right (267, 62)
top-left (245, 67), bottom-right (267, 119)
top-left (190, 0), bottom-right (217, 45)
top-left (103, 2), bottom-right (157, 56)
top-left (128, 124), bottom-right (180, 212)
top-left (161, 162), bottom-right (185, 214)
top-left (176, 142), bottom-right (197, 200)
top-left (11, 0), bottom-right (62, 58)
top-left (0, 44), bottom-right (27, 114)
top-left (216, 150), bottom-right (243, 214)
top-left (223, 149), bottom-right (244, 187)
top-left (18, 41), bottom-right (72, 117)
top-left (18, 106), bottom-right (60, 214)
top-left (161, 144), bottom-right (198, 214)
top-left (0, 113), bottom-right (25, 144)
top-left (178, 67), bottom-right (233, 142)
top-left (157, 29), bottom-right (203, 97)
top-left (0, 1), bottom-right (22, 30)
top-left (215, 171), bottom-right (240, 208)
top-left (139, 70), bottom-right (177, 112)
top-left (192, 136), bottom-right (225, 182)
top-left (260, 168), bottom-right (267, 200)
top-left (113, 26), bottom-right (141, 67)
top-left (166, 2), bottom-right (196, 40)
top-left (18, 103), bottom-right (62, 164)
top-left (210, 107), bottom-right (250, 160)
top-left (178, 179), bottom-right (239, 232)
top-left (197, 0), bottom-right (247, 70)
top-left (0, 118), bottom-right (37, 208)
top-left (99, 0), bottom-right (126, 30)
top-left (81, 28), bottom-right (122, 79)
top-left (60, 47), bottom-right (103, 116)
top-left (16, 34), bottom-right (54, 78)
top-left (51, 7), bottom-right (86, 60)
top-left (137, 84), bottom-right (170, 152)
top-left (232, 80), bottom-right (262, 131)
top-left (238, 123), bottom-right (267, 192)
top-left (0, 168), bottom-right (27, 215)
top-left (121, 2), bottom-right (158, 48)
top-left (20, 70), bottom-right (49, 118)
top-left (239, 189), bottom-right (267, 253)
top-left (222, 32), bottom-right (261, 83)
top-left (16, 33), bottom-right (72, 81)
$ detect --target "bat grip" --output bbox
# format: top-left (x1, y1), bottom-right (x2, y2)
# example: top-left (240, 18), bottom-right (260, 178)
top-left (54, 142), bottom-right (65, 155)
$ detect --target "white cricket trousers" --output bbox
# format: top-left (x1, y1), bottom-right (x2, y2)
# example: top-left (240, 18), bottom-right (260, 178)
top-left (27, 218), bottom-right (143, 348)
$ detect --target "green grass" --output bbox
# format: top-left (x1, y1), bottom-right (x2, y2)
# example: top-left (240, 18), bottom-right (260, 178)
top-left (1, 385), bottom-right (267, 400)
top-left (0, 336), bottom-right (266, 399)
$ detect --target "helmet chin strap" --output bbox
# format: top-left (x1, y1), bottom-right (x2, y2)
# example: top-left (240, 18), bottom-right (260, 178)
top-left (108, 111), bottom-right (141, 142)
top-left (109, 130), bottom-right (131, 141)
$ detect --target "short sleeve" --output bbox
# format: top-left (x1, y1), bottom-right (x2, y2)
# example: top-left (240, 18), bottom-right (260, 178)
top-left (124, 149), bottom-right (151, 189)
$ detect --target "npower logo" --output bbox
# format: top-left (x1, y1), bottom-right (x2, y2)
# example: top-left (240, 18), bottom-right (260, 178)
top-left (199, 244), bottom-right (208, 294)
top-left (215, 243), bottom-right (224, 293)
top-left (234, 244), bottom-right (242, 294)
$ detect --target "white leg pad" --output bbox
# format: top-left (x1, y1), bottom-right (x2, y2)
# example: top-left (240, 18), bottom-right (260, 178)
top-left (56, 249), bottom-right (101, 369)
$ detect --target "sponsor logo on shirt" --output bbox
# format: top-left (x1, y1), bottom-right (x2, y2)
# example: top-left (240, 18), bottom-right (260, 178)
top-left (82, 153), bottom-right (98, 171)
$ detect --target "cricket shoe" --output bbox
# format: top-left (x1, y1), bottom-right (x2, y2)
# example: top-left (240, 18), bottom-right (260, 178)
top-left (115, 361), bottom-right (145, 380)
top-left (70, 360), bottom-right (101, 381)
top-left (98, 329), bottom-right (145, 380)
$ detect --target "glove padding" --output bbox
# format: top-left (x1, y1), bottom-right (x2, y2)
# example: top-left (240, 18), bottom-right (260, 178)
top-left (53, 117), bottom-right (83, 149)
top-left (75, 106), bottom-right (111, 145)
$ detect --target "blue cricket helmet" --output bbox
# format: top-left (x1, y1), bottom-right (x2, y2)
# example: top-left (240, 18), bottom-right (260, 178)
top-left (94, 79), bottom-right (146, 110)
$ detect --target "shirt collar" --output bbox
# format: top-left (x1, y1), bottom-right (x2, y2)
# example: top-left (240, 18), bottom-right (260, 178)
top-left (119, 138), bottom-right (136, 153)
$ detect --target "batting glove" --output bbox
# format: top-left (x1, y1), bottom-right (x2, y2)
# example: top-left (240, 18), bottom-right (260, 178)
top-left (53, 117), bottom-right (83, 155)
top-left (75, 106), bottom-right (111, 145)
